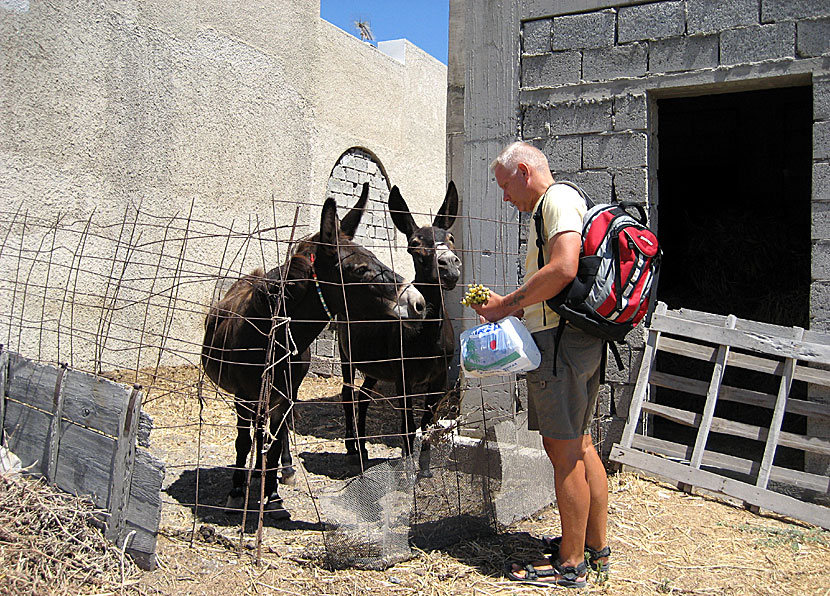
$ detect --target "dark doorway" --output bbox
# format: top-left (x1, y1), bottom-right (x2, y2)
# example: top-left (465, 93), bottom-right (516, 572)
top-left (654, 85), bottom-right (812, 470)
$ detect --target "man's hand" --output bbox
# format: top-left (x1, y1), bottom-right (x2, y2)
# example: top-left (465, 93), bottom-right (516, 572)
top-left (470, 291), bottom-right (524, 322)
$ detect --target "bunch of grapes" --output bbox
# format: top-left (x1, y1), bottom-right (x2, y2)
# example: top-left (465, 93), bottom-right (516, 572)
top-left (460, 283), bottom-right (491, 307)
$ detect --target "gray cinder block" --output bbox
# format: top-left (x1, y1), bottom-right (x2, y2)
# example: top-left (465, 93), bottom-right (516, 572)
top-left (816, 162), bottom-right (830, 201)
top-left (549, 97), bottom-right (613, 135)
top-left (523, 18), bottom-right (552, 54)
top-left (583, 42), bottom-right (648, 82)
top-left (811, 241), bottom-right (830, 281)
top-left (720, 22), bottom-right (795, 65)
top-left (812, 201), bottom-right (830, 240)
top-left (797, 18), bottom-right (830, 58)
top-left (762, 0), bottom-right (830, 23)
top-left (538, 135), bottom-right (582, 173)
top-left (815, 120), bottom-right (830, 161)
top-left (552, 9), bottom-right (615, 50)
top-left (612, 168), bottom-right (648, 204)
top-left (614, 94), bottom-right (647, 131)
top-left (583, 132), bottom-right (648, 169)
top-left (618, 1), bottom-right (685, 43)
top-left (521, 51), bottom-right (581, 88)
top-left (556, 170), bottom-right (613, 203)
top-left (687, 0), bottom-right (759, 35)
top-left (522, 104), bottom-right (549, 138)
top-left (649, 35), bottom-right (719, 74)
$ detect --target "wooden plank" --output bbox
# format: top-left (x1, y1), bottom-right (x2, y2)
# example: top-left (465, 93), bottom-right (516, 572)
top-left (620, 303), bottom-right (666, 448)
top-left (756, 328), bottom-right (802, 490)
top-left (650, 312), bottom-right (830, 363)
top-left (640, 401), bottom-right (830, 456)
top-left (0, 348), bottom-right (7, 445)
top-left (658, 336), bottom-right (830, 389)
top-left (690, 315), bottom-right (735, 469)
top-left (106, 386), bottom-right (142, 547)
top-left (649, 371), bottom-right (830, 420)
top-left (6, 353), bottom-right (131, 438)
top-left (124, 448), bottom-right (165, 568)
top-left (631, 434), bottom-right (830, 494)
top-left (610, 445), bottom-right (830, 530)
top-left (45, 364), bottom-right (68, 484)
top-left (7, 353), bottom-right (61, 417)
top-left (54, 423), bottom-right (115, 508)
top-left (3, 399), bottom-right (50, 476)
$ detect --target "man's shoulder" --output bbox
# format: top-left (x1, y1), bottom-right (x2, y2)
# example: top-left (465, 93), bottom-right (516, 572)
top-left (542, 182), bottom-right (587, 215)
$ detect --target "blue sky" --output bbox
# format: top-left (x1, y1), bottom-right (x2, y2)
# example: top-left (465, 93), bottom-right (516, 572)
top-left (320, 1), bottom-right (450, 64)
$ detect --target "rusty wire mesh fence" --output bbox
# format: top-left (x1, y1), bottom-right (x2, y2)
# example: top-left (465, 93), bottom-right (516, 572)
top-left (0, 193), bottom-right (554, 569)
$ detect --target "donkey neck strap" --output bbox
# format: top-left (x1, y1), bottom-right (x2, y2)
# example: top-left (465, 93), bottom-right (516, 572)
top-left (309, 253), bottom-right (333, 321)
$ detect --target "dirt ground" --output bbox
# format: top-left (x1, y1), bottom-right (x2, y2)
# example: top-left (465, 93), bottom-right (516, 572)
top-left (107, 367), bottom-right (830, 595)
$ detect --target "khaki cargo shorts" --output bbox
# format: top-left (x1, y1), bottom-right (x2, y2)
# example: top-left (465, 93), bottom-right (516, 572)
top-left (526, 324), bottom-right (604, 440)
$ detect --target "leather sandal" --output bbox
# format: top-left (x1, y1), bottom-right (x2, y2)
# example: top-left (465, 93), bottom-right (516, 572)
top-left (541, 535), bottom-right (611, 573)
top-left (505, 557), bottom-right (588, 588)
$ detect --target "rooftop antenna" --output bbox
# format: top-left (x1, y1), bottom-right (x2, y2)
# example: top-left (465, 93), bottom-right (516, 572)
top-left (354, 20), bottom-right (374, 42)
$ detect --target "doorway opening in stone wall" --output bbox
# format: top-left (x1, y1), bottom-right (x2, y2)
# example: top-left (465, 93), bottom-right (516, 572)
top-left (653, 85), bottom-right (813, 473)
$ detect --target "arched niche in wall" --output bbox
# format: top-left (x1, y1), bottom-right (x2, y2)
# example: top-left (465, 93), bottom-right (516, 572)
top-left (327, 147), bottom-right (396, 260)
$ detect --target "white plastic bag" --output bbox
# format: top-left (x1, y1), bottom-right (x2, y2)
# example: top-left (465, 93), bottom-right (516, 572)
top-left (460, 316), bottom-right (541, 377)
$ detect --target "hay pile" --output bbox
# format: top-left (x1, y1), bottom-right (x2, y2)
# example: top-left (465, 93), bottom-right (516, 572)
top-left (0, 471), bottom-right (138, 596)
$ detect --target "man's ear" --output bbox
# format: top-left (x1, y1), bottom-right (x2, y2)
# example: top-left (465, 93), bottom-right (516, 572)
top-left (517, 162), bottom-right (529, 178)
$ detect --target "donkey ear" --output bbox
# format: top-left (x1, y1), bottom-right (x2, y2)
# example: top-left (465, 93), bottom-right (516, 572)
top-left (318, 198), bottom-right (340, 259)
top-left (388, 186), bottom-right (417, 239)
top-left (340, 182), bottom-right (369, 239)
top-left (433, 181), bottom-right (459, 230)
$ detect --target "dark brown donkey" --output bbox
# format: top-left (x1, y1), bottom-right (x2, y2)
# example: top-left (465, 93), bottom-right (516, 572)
top-left (337, 182), bottom-right (460, 472)
top-left (202, 191), bottom-right (426, 517)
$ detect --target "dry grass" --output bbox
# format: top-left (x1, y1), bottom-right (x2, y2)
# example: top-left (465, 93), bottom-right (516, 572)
top-left (4, 367), bottom-right (830, 595)
top-left (0, 471), bottom-right (138, 596)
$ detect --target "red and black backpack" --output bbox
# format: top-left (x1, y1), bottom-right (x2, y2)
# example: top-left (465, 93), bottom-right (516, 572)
top-left (533, 181), bottom-right (662, 369)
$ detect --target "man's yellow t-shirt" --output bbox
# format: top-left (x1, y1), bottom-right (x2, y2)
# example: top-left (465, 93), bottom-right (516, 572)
top-left (523, 183), bottom-right (587, 334)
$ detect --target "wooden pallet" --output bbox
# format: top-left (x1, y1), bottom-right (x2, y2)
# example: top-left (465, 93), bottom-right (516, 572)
top-left (0, 349), bottom-right (164, 569)
top-left (610, 303), bottom-right (830, 530)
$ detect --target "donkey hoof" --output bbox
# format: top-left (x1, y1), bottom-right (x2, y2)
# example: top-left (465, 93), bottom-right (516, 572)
top-left (417, 467), bottom-right (434, 479)
top-left (265, 497), bottom-right (290, 520)
top-left (225, 494), bottom-right (245, 511)
top-left (279, 468), bottom-right (297, 486)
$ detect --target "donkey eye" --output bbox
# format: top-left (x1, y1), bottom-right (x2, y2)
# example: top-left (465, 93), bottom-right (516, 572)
top-left (446, 234), bottom-right (455, 244)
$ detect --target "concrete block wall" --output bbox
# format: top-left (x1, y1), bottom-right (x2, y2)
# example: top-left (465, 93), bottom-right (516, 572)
top-left (515, 0), bottom-right (830, 459)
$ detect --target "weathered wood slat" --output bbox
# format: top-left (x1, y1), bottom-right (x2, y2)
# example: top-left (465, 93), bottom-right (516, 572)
top-left (657, 336), bottom-right (830, 388)
top-left (756, 328), bottom-right (802, 490)
top-left (45, 364), bottom-right (68, 484)
top-left (641, 402), bottom-right (830, 456)
top-left (5, 352), bottom-right (134, 438)
top-left (2, 354), bottom-right (163, 569)
top-left (610, 445), bottom-right (830, 530)
top-left (3, 399), bottom-right (50, 476)
top-left (650, 312), bottom-right (830, 363)
top-left (649, 371), bottom-right (830, 420)
top-left (621, 303), bottom-right (665, 448)
top-left (690, 315), bottom-right (735, 469)
top-left (106, 386), bottom-right (142, 547)
top-left (631, 434), bottom-right (830, 493)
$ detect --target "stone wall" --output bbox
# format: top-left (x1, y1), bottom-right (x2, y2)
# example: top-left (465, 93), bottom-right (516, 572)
top-left (451, 0), bottom-right (830, 461)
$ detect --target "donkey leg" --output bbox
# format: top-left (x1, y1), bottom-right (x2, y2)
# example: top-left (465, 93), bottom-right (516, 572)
top-left (229, 404), bottom-right (254, 509)
top-left (280, 352), bottom-right (308, 486)
top-left (262, 405), bottom-right (290, 519)
top-left (340, 360), bottom-right (362, 464)
top-left (417, 378), bottom-right (445, 479)
top-left (354, 377), bottom-right (377, 468)
top-left (278, 424), bottom-right (295, 486)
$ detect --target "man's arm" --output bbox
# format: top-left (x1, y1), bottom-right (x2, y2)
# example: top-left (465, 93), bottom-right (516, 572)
top-left (472, 230), bottom-right (580, 322)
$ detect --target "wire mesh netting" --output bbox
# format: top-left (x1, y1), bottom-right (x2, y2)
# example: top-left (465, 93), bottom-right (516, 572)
top-left (0, 192), bottom-right (555, 570)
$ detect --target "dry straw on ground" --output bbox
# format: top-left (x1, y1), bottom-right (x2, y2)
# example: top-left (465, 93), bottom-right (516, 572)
top-left (3, 371), bottom-right (829, 595)
top-left (0, 471), bottom-right (138, 596)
